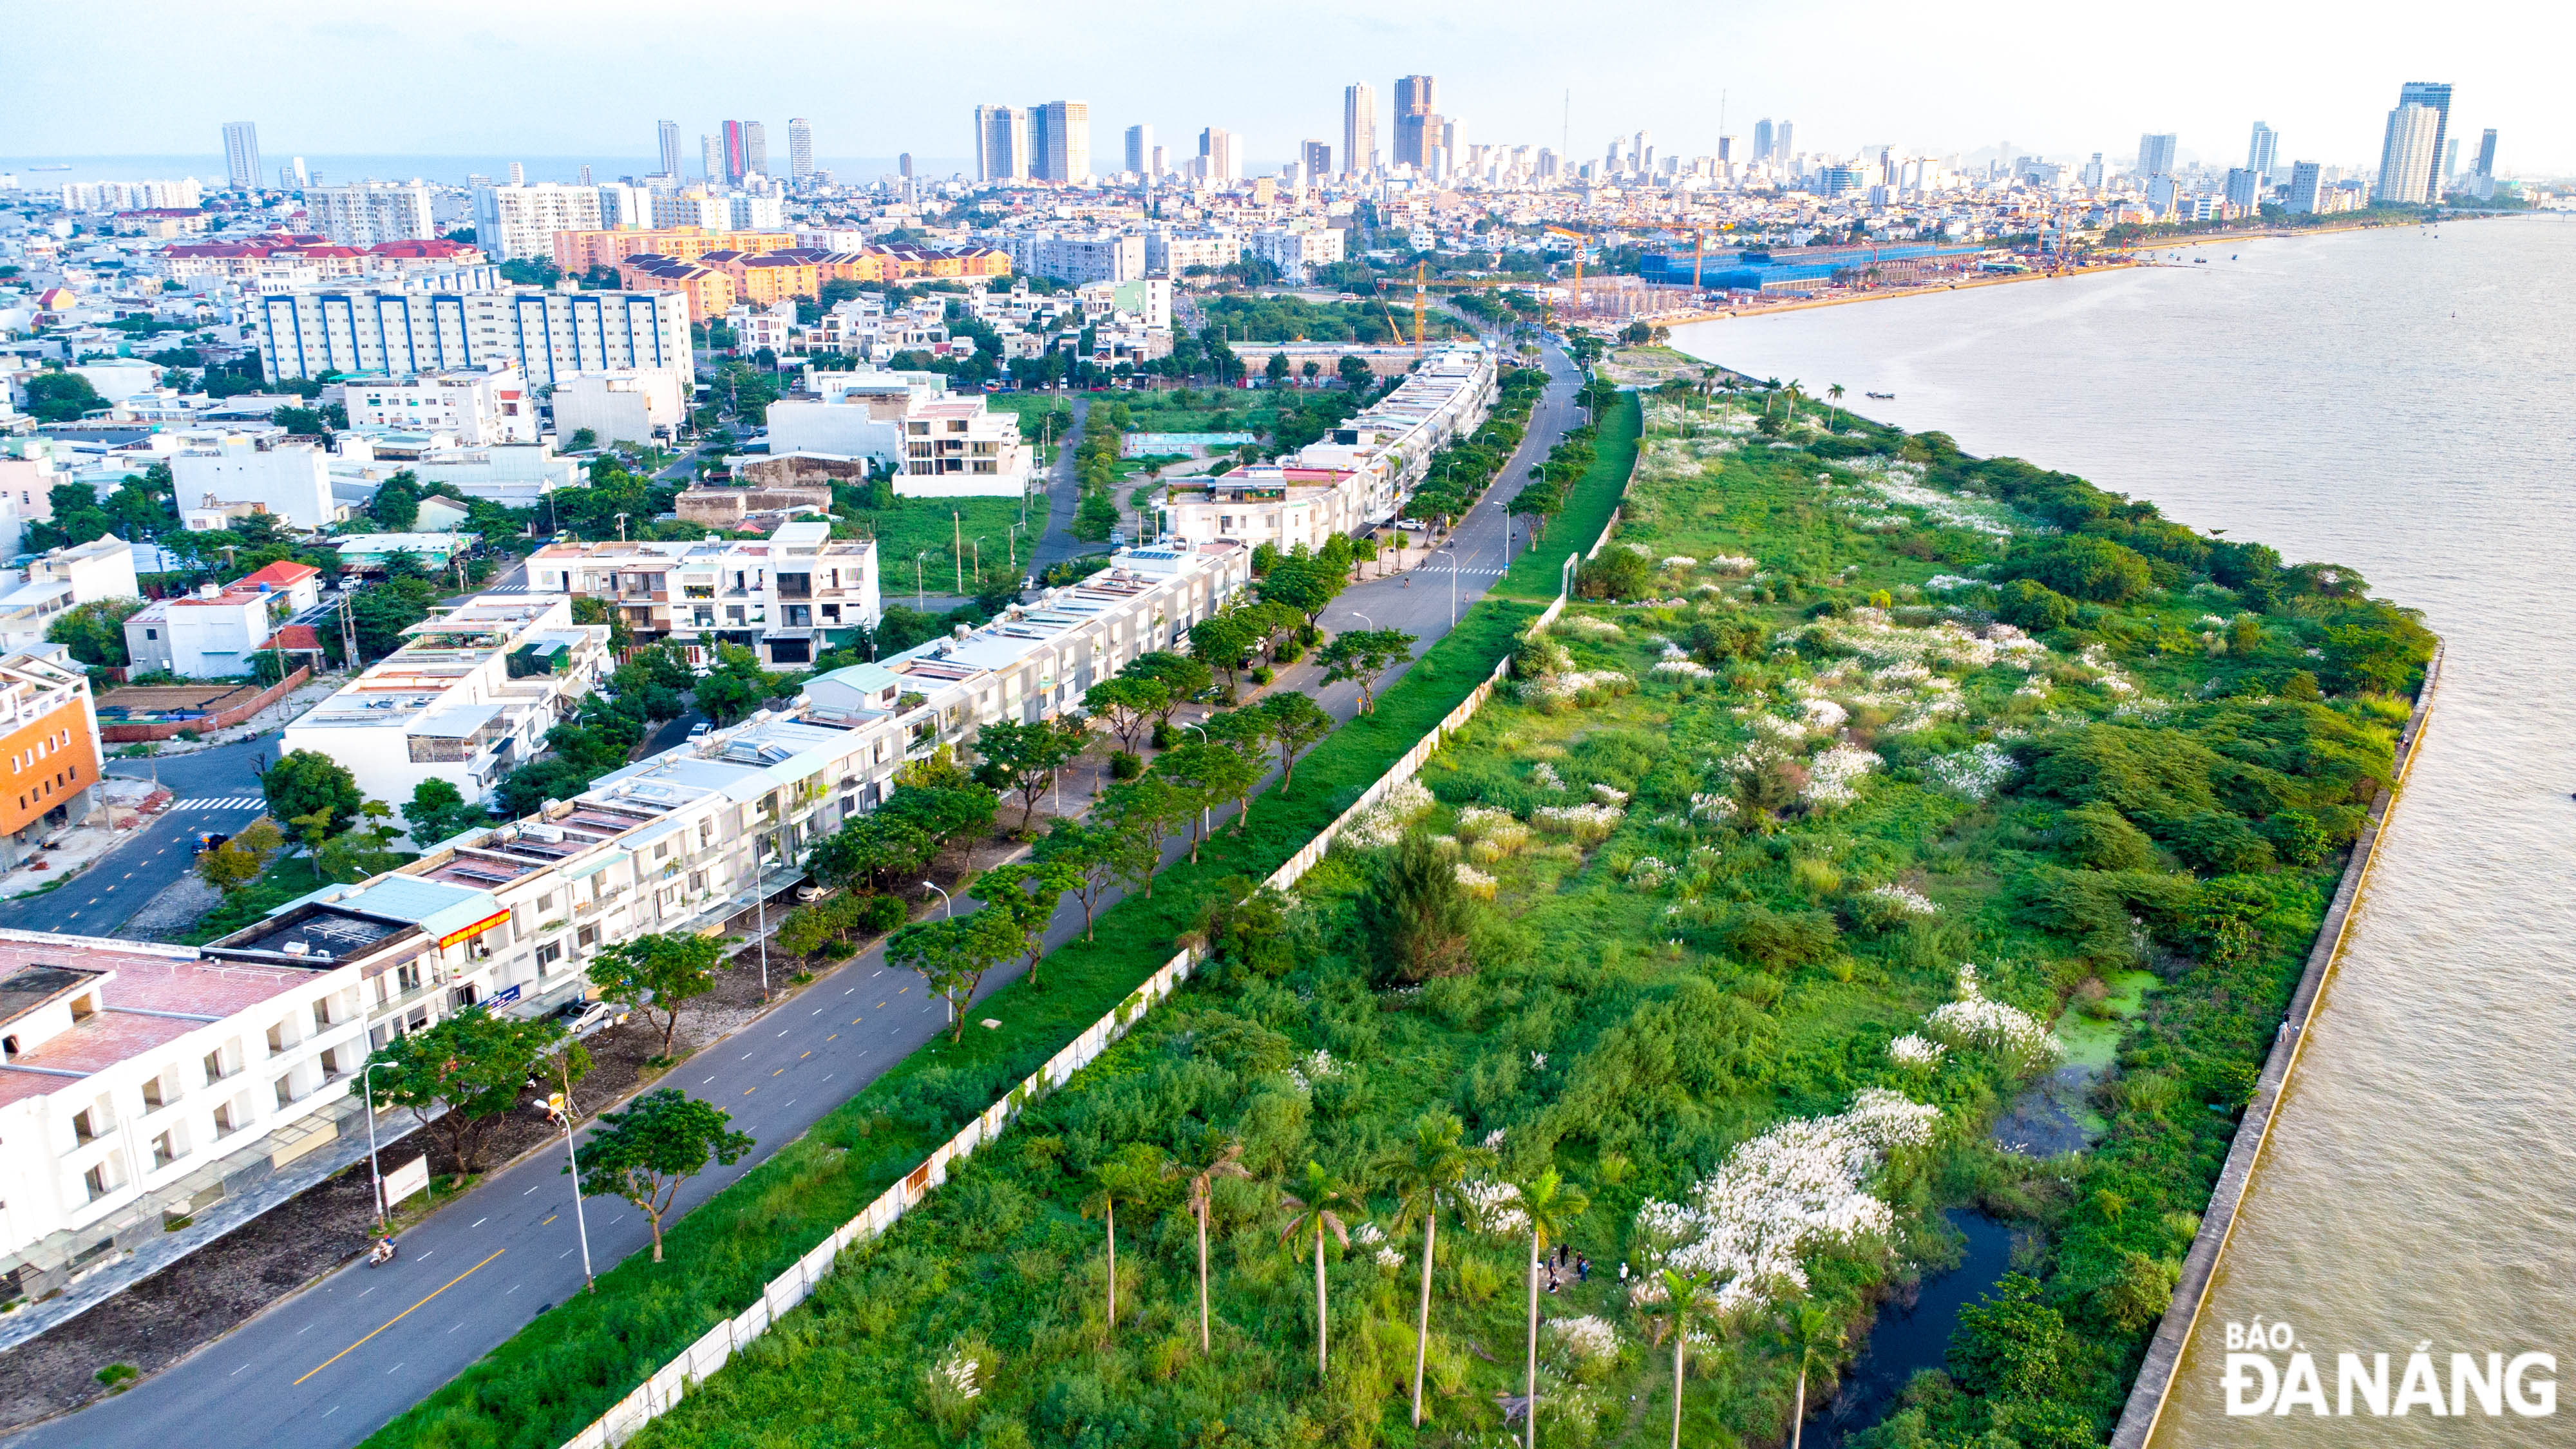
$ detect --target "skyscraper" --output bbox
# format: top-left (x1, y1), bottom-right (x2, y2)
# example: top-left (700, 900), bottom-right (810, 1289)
top-left (1393, 75), bottom-right (1438, 170)
top-left (743, 122), bottom-right (768, 179)
top-left (1343, 84), bottom-right (1377, 177)
top-left (657, 120), bottom-right (683, 179)
top-left (1032, 101), bottom-right (1090, 184)
top-left (722, 120), bottom-right (748, 184)
top-left (507, 162), bottom-right (526, 186)
top-left (1774, 121), bottom-right (1794, 160)
top-left (1751, 118), bottom-right (1774, 163)
top-left (701, 134), bottom-right (723, 184)
top-left (2396, 82), bottom-right (2453, 196)
top-left (2224, 167), bottom-right (2260, 210)
top-left (2474, 128), bottom-right (2498, 178)
top-left (1198, 128), bottom-right (1236, 182)
top-left (2375, 102), bottom-right (2441, 204)
top-left (788, 118), bottom-right (813, 182)
top-left (1125, 125), bottom-right (1153, 176)
top-left (2247, 122), bottom-right (2278, 182)
top-left (2285, 160), bottom-right (2325, 213)
top-left (1302, 140), bottom-right (1332, 180)
top-left (2137, 133), bottom-right (2178, 178)
top-left (974, 106), bottom-right (1028, 183)
top-left (222, 121), bottom-right (262, 192)
top-left (2080, 153), bottom-right (2105, 189)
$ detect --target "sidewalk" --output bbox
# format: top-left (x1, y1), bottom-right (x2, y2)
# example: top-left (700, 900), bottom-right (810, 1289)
top-left (0, 777), bottom-right (169, 900)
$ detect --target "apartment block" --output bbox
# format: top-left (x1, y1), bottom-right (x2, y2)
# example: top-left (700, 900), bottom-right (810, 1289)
top-left (279, 596), bottom-right (609, 810)
top-left (169, 433), bottom-right (339, 529)
top-left (124, 561), bottom-right (323, 679)
top-left (342, 365), bottom-right (536, 446)
top-left (526, 521), bottom-right (881, 667)
top-left (471, 183), bottom-right (605, 261)
top-left (0, 647), bottom-right (108, 868)
top-left (256, 286), bottom-right (692, 388)
top-left (1001, 232), bottom-right (1144, 285)
top-left (306, 183), bottom-right (437, 247)
top-left (0, 540), bottom-right (142, 654)
top-left (551, 370), bottom-right (687, 446)
top-left (1244, 226), bottom-right (1348, 282)
top-left (553, 226), bottom-right (796, 272)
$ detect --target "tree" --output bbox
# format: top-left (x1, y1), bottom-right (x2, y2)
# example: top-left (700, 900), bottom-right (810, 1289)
top-left (1081, 676), bottom-right (1169, 754)
top-left (1032, 815), bottom-right (1146, 940)
top-left (370, 473), bottom-right (422, 531)
top-left (1649, 1269), bottom-right (1722, 1449)
top-left (1095, 777), bottom-right (1190, 898)
top-left (24, 372), bottom-right (105, 424)
top-left (1254, 690), bottom-right (1334, 791)
top-left (1338, 354), bottom-right (1374, 390)
top-left (1081, 1142), bottom-right (1169, 1341)
top-left (589, 932), bottom-right (723, 1058)
top-left (886, 909), bottom-right (1019, 1041)
top-left (1276, 1160), bottom-right (1363, 1378)
top-left (195, 818), bottom-right (283, 894)
top-left (809, 811), bottom-right (938, 891)
top-left (1257, 551), bottom-right (1345, 632)
top-left (1121, 651), bottom-right (1209, 723)
top-left (44, 598), bottom-right (144, 669)
top-left (1359, 835), bottom-right (1479, 984)
top-left (260, 749), bottom-right (361, 836)
top-left (317, 799), bottom-right (404, 882)
top-left (1516, 1168), bottom-right (1589, 1449)
top-left (571, 1090), bottom-right (754, 1262)
top-left (402, 778), bottom-right (488, 845)
top-left (1781, 1298), bottom-right (1848, 1449)
top-left (1188, 612), bottom-right (1265, 693)
top-left (1150, 742), bottom-right (1250, 863)
top-left (971, 716), bottom-right (1088, 831)
top-left (969, 860), bottom-right (1074, 987)
top-left (1316, 629), bottom-right (1415, 715)
top-left (1825, 382), bottom-right (1846, 428)
top-left (1165, 1135), bottom-right (1250, 1353)
top-left (1378, 1112), bottom-right (1494, 1425)
top-left (693, 643), bottom-right (777, 725)
top-left (1265, 351), bottom-right (1291, 385)
top-left (360, 1008), bottom-right (564, 1175)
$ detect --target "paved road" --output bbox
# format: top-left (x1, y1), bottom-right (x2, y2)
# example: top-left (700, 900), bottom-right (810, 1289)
top-left (1024, 393), bottom-right (1091, 574)
top-left (0, 739), bottom-right (274, 938)
top-left (9, 343), bottom-right (1587, 1449)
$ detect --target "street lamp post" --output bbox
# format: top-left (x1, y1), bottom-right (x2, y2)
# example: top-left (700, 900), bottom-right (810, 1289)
top-left (1180, 722), bottom-right (1211, 840)
top-left (753, 840), bottom-right (775, 1000)
top-left (1434, 548), bottom-right (1459, 626)
top-left (547, 1050), bottom-right (597, 1293)
top-left (359, 1061), bottom-right (392, 1230)
top-left (914, 550), bottom-right (931, 609)
top-left (971, 536), bottom-right (986, 584)
top-left (1008, 521), bottom-right (1025, 567)
top-left (922, 880), bottom-right (953, 917)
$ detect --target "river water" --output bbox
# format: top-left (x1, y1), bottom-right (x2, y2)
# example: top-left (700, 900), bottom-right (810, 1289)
top-left (1671, 214), bottom-right (2576, 1445)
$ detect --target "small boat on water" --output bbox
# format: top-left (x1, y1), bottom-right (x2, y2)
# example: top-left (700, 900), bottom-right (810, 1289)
top-left (1864, 391), bottom-right (1895, 399)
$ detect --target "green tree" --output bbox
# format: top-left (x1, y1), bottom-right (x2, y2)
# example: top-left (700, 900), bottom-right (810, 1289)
top-left (360, 1008), bottom-right (565, 1175)
top-left (1081, 675), bottom-right (1168, 753)
top-left (402, 778), bottom-right (488, 845)
top-left (1081, 1142), bottom-right (1170, 1341)
top-left (1164, 1135), bottom-right (1251, 1353)
top-left (1647, 1267), bottom-right (1723, 1449)
top-left (44, 598), bottom-right (144, 669)
top-left (692, 643), bottom-right (775, 725)
top-left (1095, 776), bottom-right (1190, 898)
top-left (25, 372), bottom-right (106, 423)
top-left (1516, 1168), bottom-right (1589, 1449)
top-left (1275, 1160), bottom-right (1363, 1379)
top-left (316, 799), bottom-right (404, 882)
top-left (1150, 741), bottom-right (1251, 863)
top-left (886, 909), bottom-right (1019, 1042)
top-left (260, 748), bottom-right (361, 835)
top-left (1188, 612), bottom-right (1265, 692)
top-left (1256, 551), bottom-right (1345, 632)
top-left (1338, 354), bottom-right (1375, 390)
top-left (968, 860), bottom-right (1074, 987)
top-left (971, 715), bottom-right (1089, 831)
top-left (1253, 690), bottom-right (1334, 790)
top-left (589, 932), bottom-right (723, 1058)
top-left (571, 1090), bottom-right (755, 1262)
top-left (196, 818), bottom-right (283, 895)
top-left (1359, 835), bottom-right (1479, 984)
top-left (808, 811), bottom-right (938, 891)
top-left (1265, 350), bottom-right (1291, 384)
top-left (1122, 650), bottom-right (1211, 722)
top-left (370, 473), bottom-right (422, 531)
top-left (1378, 1112), bottom-right (1494, 1425)
top-left (1780, 1298), bottom-right (1847, 1449)
top-left (1032, 815), bottom-right (1146, 940)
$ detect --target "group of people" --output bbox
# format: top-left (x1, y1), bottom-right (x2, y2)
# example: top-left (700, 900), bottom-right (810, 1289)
top-left (1541, 1242), bottom-right (1591, 1293)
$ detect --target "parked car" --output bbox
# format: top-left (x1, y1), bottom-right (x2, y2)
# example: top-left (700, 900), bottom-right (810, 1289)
top-left (688, 721), bottom-right (711, 740)
top-left (794, 879), bottom-right (835, 904)
top-left (555, 998), bottom-right (629, 1039)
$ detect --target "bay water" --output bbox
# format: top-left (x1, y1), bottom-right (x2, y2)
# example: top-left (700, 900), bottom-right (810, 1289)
top-left (1671, 214), bottom-right (2576, 1445)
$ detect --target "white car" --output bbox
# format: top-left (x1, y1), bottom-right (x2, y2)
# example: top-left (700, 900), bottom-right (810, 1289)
top-left (556, 999), bottom-right (629, 1039)
top-left (688, 721), bottom-right (711, 740)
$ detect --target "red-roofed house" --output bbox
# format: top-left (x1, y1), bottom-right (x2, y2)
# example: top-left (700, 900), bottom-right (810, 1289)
top-left (234, 560), bottom-right (323, 611)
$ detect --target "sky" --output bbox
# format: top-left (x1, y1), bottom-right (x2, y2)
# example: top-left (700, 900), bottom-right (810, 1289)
top-left (10, 0), bottom-right (2573, 176)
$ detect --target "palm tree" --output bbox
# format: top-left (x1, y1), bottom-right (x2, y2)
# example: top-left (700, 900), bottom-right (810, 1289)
top-left (1376, 1112), bottom-right (1495, 1426)
top-left (1081, 1144), bottom-right (1167, 1344)
top-left (1276, 1160), bottom-right (1363, 1378)
top-left (1763, 376), bottom-right (1784, 416)
top-left (1783, 379), bottom-right (1805, 426)
top-left (1515, 1168), bottom-right (1590, 1449)
top-left (1782, 1298), bottom-right (1848, 1449)
top-left (1697, 365), bottom-right (1722, 406)
top-left (1651, 1268), bottom-right (1721, 1449)
top-left (1826, 383), bottom-right (1846, 428)
top-left (1165, 1135), bottom-right (1250, 1353)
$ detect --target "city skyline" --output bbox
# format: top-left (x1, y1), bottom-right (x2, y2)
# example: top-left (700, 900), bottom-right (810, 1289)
top-left (9, 0), bottom-right (2570, 174)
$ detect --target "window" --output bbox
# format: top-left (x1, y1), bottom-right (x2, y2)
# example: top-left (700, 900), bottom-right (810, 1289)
top-left (535, 942), bottom-right (562, 970)
top-left (576, 925), bottom-right (598, 949)
top-left (211, 1101), bottom-right (238, 1136)
top-left (312, 999), bottom-right (334, 1032)
top-left (203, 1047), bottom-right (232, 1084)
top-left (85, 1164), bottom-right (115, 1202)
top-left (536, 893), bottom-right (554, 914)
top-left (142, 1074), bottom-right (167, 1110)
top-left (72, 1108), bottom-right (99, 1144)
top-left (151, 1130), bottom-right (180, 1170)
top-left (395, 961), bottom-right (422, 993)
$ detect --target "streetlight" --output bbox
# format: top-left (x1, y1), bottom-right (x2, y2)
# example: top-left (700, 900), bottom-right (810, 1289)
top-left (970, 536), bottom-right (986, 585)
top-left (1434, 547), bottom-right (1459, 626)
top-left (914, 550), bottom-right (931, 609)
top-left (922, 880), bottom-right (953, 917)
top-left (1007, 520), bottom-right (1026, 567)
top-left (360, 1060), bottom-right (393, 1231)
top-left (544, 1047), bottom-right (596, 1293)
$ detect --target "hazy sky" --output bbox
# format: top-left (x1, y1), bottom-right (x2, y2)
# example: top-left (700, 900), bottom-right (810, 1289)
top-left (12, 0), bottom-right (2572, 175)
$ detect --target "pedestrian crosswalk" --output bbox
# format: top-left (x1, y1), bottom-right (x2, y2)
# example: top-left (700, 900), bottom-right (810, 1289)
top-left (170, 797), bottom-right (265, 811)
top-left (478, 582), bottom-right (529, 593)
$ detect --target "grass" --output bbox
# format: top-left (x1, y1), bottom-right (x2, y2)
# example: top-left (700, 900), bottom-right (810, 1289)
top-left (360, 381), bottom-right (1638, 1449)
top-left (847, 497), bottom-right (1030, 597)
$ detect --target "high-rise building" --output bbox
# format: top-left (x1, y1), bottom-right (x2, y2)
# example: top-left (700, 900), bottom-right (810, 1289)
top-left (1774, 120), bottom-right (1794, 160)
top-left (2285, 160), bottom-right (2327, 213)
top-left (701, 134), bottom-right (723, 183)
top-left (1151, 146), bottom-right (1169, 177)
top-left (507, 162), bottom-right (526, 186)
top-left (2396, 82), bottom-right (2453, 196)
top-left (722, 120), bottom-right (748, 184)
top-left (658, 120), bottom-right (683, 179)
top-left (2375, 102), bottom-right (2441, 204)
top-left (1124, 125), bottom-right (1153, 176)
top-left (222, 122), bottom-right (261, 193)
top-left (1392, 75), bottom-right (1438, 169)
top-left (1302, 140), bottom-right (1332, 180)
top-left (744, 121), bottom-right (768, 178)
top-left (2474, 128), bottom-right (2498, 178)
top-left (788, 118), bottom-right (813, 182)
top-left (307, 182), bottom-right (437, 245)
top-left (2441, 137), bottom-right (2460, 181)
top-left (2079, 153), bottom-right (2105, 189)
top-left (2224, 167), bottom-right (2261, 211)
top-left (2137, 133), bottom-right (2178, 178)
top-left (1343, 83), bottom-right (1377, 176)
top-left (1752, 118), bottom-right (1774, 163)
top-left (2247, 122), bottom-right (2279, 182)
top-left (473, 182), bottom-right (607, 261)
top-left (1032, 101), bottom-right (1090, 183)
top-left (974, 106), bottom-right (1027, 183)
top-left (1198, 128), bottom-right (1237, 182)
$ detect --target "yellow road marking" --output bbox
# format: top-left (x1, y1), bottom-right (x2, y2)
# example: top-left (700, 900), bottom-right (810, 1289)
top-left (294, 1249), bottom-right (505, 1385)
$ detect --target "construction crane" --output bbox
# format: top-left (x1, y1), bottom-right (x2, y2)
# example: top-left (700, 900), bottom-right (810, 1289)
top-left (1412, 260), bottom-right (1428, 354)
top-left (1543, 225), bottom-right (1588, 325)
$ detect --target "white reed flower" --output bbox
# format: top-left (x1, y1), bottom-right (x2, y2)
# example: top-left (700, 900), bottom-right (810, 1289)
top-left (1922, 742), bottom-right (2017, 800)
top-left (1549, 1315), bottom-right (1620, 1363)
top-left (1535, 802), bottom-right (1625, 842)
top-left (1804, 745), bottom-right (1883, 808)
top-left (1343, 779), bottom-right (1435, 849)
top-left (1459, 1178), bottom-right (1528, 1235)
top-left (1689, 791), bottom-right (1739, 821)
top-left (1926, 965), bottom-right (2060, 1065)
top-left (933, 1348), bottom-right (982, 1401)
top-left (1868, 883), bottom-right (1940, 916)
top-left (1532, 761), bottom-right (1567, 791)
top-left (1375, 1245), bottom-right (1406, 1269)
top-left (1455, 862), bottom-right (1499, 898)
top-left (1285, 1048), bottom-right (1342, 1093)
top-left (1888, 1034), bottom-right (1947, 1068)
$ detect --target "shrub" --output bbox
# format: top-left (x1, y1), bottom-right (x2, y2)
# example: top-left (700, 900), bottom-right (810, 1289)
top-left (1573, 548), bottom-right (1653, 601)
top-left (2056, 802), bottom-right (2155, 871)
top-left (2161, 811), bottom-right (2275, 875)
top-left (1108, 750), bottom-right (1144, 781)
top-left (1357, 835), bottom-right (1479, 985)
top-left (1723, 905), bottom-right (1839, 972)
top-left (1997, 578), bottom-right (2076, 633)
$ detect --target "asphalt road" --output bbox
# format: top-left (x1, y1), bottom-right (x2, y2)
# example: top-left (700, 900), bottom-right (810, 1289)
top-left (8, 343), bottom-right (1586, 1449)
top-left (1023, 393), bottom-right (1091, 574)
top-left (0, 738), bottom-right (275, 939)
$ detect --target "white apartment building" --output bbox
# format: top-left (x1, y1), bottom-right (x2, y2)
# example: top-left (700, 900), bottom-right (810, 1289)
top-left (551, 370), bottom-right (686, 446)
top-left (122, 559), bottom-right (323, 679)
top-left (307, 183), bottom-right (437, 246)
top-left (1244, 225), bottom-right (1347, 282)
top-left (1076, 278), bottom-right (1173, 330)
top-left (526, 521), bottom-right (880, 668)
top-left (170, 433), bottom-right (340, 530)
top-left (1158, 341), bottom-right (1497, 552)
top-left (1144, 226), bottom-right (1240, 276)
top-left (281, 596), bottom-right (609, 810)
top-left (341, 365), bottom-right (537, 446)
top-left (765, 375), bottom-right (1032, 498)
top-left (0, 539), bottom-right (141, 652)
top-left (256, 286), bottom-right (693, 388)
top-left (471, 183), bottom-right (605, 261)
top-left (1003, 232), bottom-right (1146, 284)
